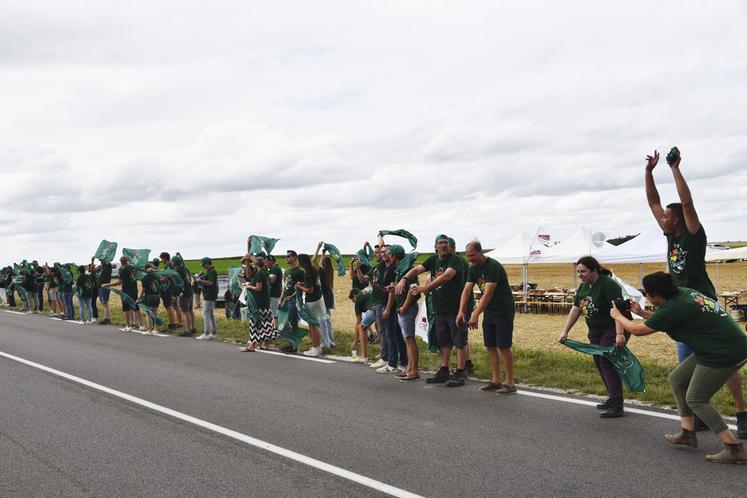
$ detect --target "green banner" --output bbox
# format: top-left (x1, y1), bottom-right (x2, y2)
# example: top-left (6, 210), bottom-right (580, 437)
top-left (561, 339), bottom-right (646, 392)
top-left (379, 229), bottom-right (418, 249)
top-left (94, 240), bottom-right (118, 262)
top-left (247, 235), bottom-right (279, 255)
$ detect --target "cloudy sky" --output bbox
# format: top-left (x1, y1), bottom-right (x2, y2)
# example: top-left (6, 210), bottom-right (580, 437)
top-left (2, 1), bottom-right (746, 264)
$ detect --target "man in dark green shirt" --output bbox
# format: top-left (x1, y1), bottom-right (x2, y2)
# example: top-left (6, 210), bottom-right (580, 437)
top-left (266, 255), bottom-right (283, 326)
top-left (645, 148), bottom-right (746, 436)
top-left (101, 256), bottom-right (144, 332)
top-left (459, 241), bottom-right (516, 394)
top-left (91, 256), bottom-right (113, 325)
top-left (397, 234), bottom-right (467, 386)
top-left (279, 250), bottom-right (304, 332)
top-left (195, 257), bottom-right (218, 340)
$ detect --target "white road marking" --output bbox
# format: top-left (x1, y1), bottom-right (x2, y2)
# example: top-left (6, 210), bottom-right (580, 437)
top-left (518, 389), bottom-right (738, 431)
top-left (255, 349), bottom-right (335, 364)
top-left (3, 310), bottom-right (26, 315)
top-left (0, 350), bottom-right (422, 498)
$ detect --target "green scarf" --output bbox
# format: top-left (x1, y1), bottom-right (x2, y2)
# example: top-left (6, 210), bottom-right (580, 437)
top-left (395, 251), bottom-right (419, 281)
top-left (138, 303), bottom-right (163, 326)
top-left (561, 339), bottom-right (646, 392)
top-left (323, 243), bottom-right (346, 277)
top-left (110, 288), bottom-right (138, 310)
top-left (379, 229), bottom-right (418, 249)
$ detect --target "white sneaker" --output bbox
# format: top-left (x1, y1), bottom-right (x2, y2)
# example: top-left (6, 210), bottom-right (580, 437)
top-left (138, 326), bottom-right (148, 332)
top-left (195, 333), bottom-right (209, 340)
top-left (377, 365), bottom-right (401, 374)
top-left (302, 347), bottom-right (321, 357)
top-left (89, 319), bottom-right (96, 324)
top-left (149, 329), bottom-right (159, 335)
top-left (123, 326), bottom-right (132, 332)
top-left (369, 359), bottom-right (387, 369)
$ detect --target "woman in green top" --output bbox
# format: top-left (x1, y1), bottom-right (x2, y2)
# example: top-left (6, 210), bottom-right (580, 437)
top-left (239, 257), bottom-right (275, 352)
top-left (611, 271), bottom-right (747, 464)
top-left (558, 256), bottom-right (627, 418)
top-left (295, 253), bottom-right (327, 357)
top-left (139, 264), bottom-right (162, 334)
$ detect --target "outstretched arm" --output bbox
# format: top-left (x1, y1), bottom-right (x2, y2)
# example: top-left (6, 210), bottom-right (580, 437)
top-left (644, 150), bottom-right (666, 230)
top-left (669, 155), bottom-right (701, 235)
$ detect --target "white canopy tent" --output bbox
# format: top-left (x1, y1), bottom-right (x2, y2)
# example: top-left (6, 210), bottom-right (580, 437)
top-left (705, 246), bottom-right (747, 262)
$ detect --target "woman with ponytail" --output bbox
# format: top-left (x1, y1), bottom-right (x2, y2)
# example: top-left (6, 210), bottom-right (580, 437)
top-left (558, 256), bottom-right (628, 418)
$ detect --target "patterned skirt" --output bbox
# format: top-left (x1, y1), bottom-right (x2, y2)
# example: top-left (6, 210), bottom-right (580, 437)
top-left (249, 307), bottom-right (278, 342)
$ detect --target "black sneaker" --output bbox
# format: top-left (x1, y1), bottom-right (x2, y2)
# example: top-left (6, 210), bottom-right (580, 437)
top-left (445, 369), bottom-right (467, 388)
top-left (178, 329), bottom-right (194, 337)
top-left (596, 399), bottom-right (610, 410)
top-left (426, 368), bottom-right (450, 384)
top-left (280, 345), bottom-right (297, 354)
top-left (599, 406), bottom-right (625, 418)
top-left (736, 412), bottom-right (747, 440)
top-left (465, 360), bottom-right (475, 376)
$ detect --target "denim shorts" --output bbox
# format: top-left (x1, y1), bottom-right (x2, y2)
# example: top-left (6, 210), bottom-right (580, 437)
top-left (361, 309), bottom-right (376, 327)
top-left (397, 304), bottom-right (418, 338)
top-left (98, 287), bottom-right (111, 303)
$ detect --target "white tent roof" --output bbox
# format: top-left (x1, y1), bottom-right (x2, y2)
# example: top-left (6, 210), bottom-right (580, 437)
top-left (705, 245), bottom-right (747, 262)
top-left (484, 231), bottom-right (536, 264)
top-left (539, 227), bottom-right (616, 263)
top-left (596, 225), bottom-right (667, 264)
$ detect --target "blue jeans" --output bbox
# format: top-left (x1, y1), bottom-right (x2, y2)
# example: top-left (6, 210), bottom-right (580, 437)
top-left (319, 316), bottom-right (335, 348)
top-left (676, 341), bottom-right (693, 363)
top-left (78, 297), bottom-right (93, 322)
top-left (63, 292), bottom-right (75, 319)
top-left (383, 311), bottom-right (408, 368)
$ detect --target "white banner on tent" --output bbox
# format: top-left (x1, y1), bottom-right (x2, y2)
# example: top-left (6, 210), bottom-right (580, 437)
top-left (611, 272), bottom-right (646, 319)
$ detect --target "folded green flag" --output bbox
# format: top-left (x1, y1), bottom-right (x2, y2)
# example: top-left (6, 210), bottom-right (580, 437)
top-left (277, 294), bottom-right (320, 330)
top-left (56, 264), bottom-right (74, 285)
top-left (110, 288), bottom-right (138, 310)
top-left (152, 268), bottom-right (184, 291)
top-left (322, 243), bottom-right (346, 277)
top-left (561, 339), bottom-right (646, 392)
top-left (379, 229), bottom-right (418, 250)
top-left (396, 251), bottom-right (419, 281)
top-left (228, 267), bottom-right (243, 296)
top-left (247, 235), bottom-right (279, 255)
top-left (95, 240), bottom-right (118, 262)
top-left (123, 248), bottom-right (151, 269)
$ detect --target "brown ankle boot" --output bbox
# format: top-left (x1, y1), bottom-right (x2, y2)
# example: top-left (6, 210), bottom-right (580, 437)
top-left (664, 428), bottom-right (698, 448)
top-left (705, 443), bottom-right (747, 464)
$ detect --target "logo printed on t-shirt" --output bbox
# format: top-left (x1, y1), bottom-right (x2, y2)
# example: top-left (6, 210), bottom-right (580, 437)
top-left (579, 296), bottom-right (598, 317)
top-left (669, 243), bottom-right (687, 274)
top-left (690, 291), bottom-right (727, 317)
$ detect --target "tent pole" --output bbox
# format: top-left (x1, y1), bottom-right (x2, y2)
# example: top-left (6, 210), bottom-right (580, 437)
top-left (572, 263), bottom-right (577, 288)
top-left (523, 263), bottom-right (528, 313)
top-left (716, 261), bottom-right (720, 292)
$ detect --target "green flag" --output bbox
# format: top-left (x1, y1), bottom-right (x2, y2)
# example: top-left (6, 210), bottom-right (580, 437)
top-left (322, 243), bottom-right (346, 277)
top-left (560, 339), bottom-right (646, 392)
top-left (56, 264), bottom-right (74, 285)
top-left (247, 235), bottom-right (279, 255)
top-left (355, 248), bottom-right (372, 268)
top-left (276, 298), bottom-right (309, 348)
top-left (95, 240), bottom-right (118, 262)
top-left (379, 229), bottom-right (418, 250)
top-left (138, 302), bottom-right (163, 326)
top-left (425, 295), bottom-right (439, 354)
top-left (122, 248), bottom-right (151, 269)
top-left (152, 268), bottom-right (184, 291)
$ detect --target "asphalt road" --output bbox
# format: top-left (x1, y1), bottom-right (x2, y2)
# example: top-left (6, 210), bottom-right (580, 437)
top-left (1, 310), bottom-right (745, 497)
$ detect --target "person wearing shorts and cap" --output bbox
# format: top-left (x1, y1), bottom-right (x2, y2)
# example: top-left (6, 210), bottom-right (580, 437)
top-left (102, 256), bottom-right (143, 332)
top-left (397, 234), bottom-right (467, 387)
top-left (350, 286), bottom-right (376, 362)
top-left (459, 240), bottom-right (516, 394)
top-left (391, 244), bottom-right (421, 381)
top-left (171, 255), bottom-right (195, 337)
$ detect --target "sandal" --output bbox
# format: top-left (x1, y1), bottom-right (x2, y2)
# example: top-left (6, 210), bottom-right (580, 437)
top-left (496, 384), bottom-right (517, 395)
top-left (238, 346), bottom-right (256, 352)
top-left (480, 382), bottom-right (503, 391)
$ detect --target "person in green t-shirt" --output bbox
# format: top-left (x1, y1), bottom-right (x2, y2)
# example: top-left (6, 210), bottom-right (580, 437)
top-left (349, 287), bottom-right (376, 363)
top-left (387, 244), bottom-right (419, 380)
top-left (459, 240), bottom-right (516, 394)
top-left (238, 256), bottom-right (276, 352)
top-left (557, 256), bottom-right (627, 418)
top-left (312, 242), bottom-right (336, 350)
top-left (449, 237), bottom-right (476, 376)
top-left (644, 148), bottom-right (746, 432)
top-left (195, 257), bottom-right (218, 340)
top-left (295, 253), bottom-right (327, 357)
top-left (159, 252), bottom-right (183, 331)
top-left (101, 256), bottom-right (143, 332)
top-left (611, 271), bottom-right (747, 464)
top-left (139, 263), bottom-right (162, 334)
top-left (91, 256), bottom-right (113, 325)
top-left (397, 234), bottom-right (467, 387)
top-left (75, 265), bottom-right (95, 323)
top-left (172, 255), bottom-right (196, 337)
top-left (266, 255), bottom-right (283, 327)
